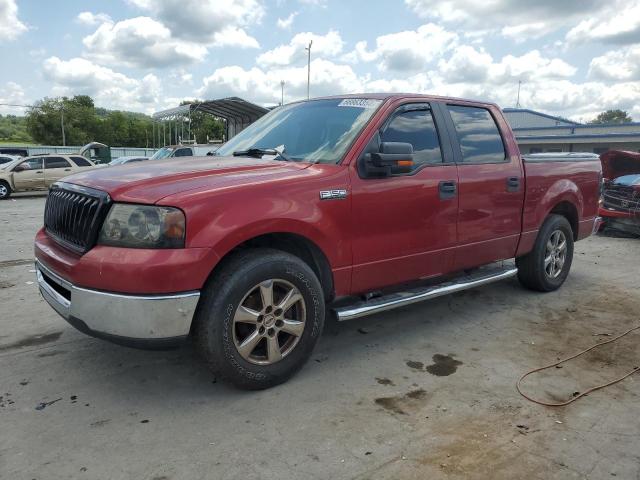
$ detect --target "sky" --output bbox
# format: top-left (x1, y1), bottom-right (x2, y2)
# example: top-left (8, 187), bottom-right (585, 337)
top-left (0, 0), bottom-right (639, 122)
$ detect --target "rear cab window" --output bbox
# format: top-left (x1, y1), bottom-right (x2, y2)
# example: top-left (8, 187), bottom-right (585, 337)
top-left (447, 105), bottom-right (506, 164)
top-left (380, 106), bottom-right (443, 172)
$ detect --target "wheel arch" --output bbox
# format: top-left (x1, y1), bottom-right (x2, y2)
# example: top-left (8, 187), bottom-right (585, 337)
top-left (208, 232), bottom-right (335, 302)
top-left (549, 201), bottom-right (579, 240)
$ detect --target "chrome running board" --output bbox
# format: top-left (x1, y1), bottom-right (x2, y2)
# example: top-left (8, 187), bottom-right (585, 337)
top-left (334, 262), bottom-right (518, 321)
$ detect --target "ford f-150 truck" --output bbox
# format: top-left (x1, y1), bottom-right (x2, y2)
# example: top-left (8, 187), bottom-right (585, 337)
top-left (34, 94), bottom-right (602, 389)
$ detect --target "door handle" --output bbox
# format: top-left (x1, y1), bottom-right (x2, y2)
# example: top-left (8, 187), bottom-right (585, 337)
top-left (507, 176), bottom-right (520, 192)
top-left (439, 180), bottom-right (457, 200)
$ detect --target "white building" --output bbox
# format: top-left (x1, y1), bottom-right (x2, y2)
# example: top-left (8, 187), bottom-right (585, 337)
top-left (503, 108), bottom-right (640, 155)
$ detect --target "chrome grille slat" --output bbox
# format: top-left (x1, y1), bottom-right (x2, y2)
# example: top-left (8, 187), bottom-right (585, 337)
top-left (44, 183), bottom-right (111, 254)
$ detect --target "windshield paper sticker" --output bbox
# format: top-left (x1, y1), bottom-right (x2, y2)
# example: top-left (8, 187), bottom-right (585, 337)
top-left (338, 99), bottom-right (381, 108)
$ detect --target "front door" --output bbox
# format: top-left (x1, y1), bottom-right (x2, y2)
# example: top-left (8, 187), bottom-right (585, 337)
top-left (350, 103), bottom-right (459, 294)
top-left (443, 104), bottom-right (525, 270)
top-left (12, 158), bottom-right (45, 190)
top-left (44, 156), bottom-right (73, 186)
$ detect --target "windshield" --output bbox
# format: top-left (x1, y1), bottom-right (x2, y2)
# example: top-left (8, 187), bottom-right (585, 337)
top-left (150, 147), bottom-right (175, 160)
top-left (215, 98), bottom-right (383, 164)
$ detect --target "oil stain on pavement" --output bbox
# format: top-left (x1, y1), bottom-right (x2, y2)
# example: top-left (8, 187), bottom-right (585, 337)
top-left (426, 354), bottom-right (463, 376)
top-left (375, 389), bottom-right (429, 415)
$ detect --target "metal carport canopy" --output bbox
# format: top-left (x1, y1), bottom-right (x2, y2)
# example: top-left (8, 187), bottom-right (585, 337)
top-left (152, 97), bottom-right (269, 139)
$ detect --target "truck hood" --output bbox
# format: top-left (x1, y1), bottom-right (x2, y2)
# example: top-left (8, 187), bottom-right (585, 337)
top-left (63, 156), bottom-right (312, 204)
top-left (600, 150), bottom-right (640, 180)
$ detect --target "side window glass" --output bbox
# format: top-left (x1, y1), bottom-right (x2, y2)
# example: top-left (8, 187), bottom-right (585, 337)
top-left (71, 156), bottom-right (92, 167)
top-left (174, 148), bottom-right (192, 157)
top-left (19, 158), bottom-right (43, 170)
top-left (447, 105), bottom-right (506, 163)
top-left (45, 157), bottom-right (72, 169)
top-left (380, 109), bottom-right (443, 170)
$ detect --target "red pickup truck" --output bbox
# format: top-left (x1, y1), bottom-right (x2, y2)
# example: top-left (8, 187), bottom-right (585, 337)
top-left (35, 94), bottom-right (602, 389)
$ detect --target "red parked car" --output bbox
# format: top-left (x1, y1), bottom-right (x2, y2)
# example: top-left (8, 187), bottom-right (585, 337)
top-left (34, 94), bottom-right (602, 389)
top-left (599, 150), bottom-right (640, 236)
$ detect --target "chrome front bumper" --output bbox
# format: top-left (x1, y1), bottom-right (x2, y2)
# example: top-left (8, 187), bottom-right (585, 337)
top-left (36, 261), bottom-right (200, 347)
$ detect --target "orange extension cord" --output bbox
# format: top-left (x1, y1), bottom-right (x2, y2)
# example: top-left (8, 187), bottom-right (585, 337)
top-left (517, 325), bottom-right (640, 406)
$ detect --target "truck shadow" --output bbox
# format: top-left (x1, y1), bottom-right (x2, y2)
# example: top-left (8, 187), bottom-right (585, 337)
top-left (47, 278), bottom-right (529, 403)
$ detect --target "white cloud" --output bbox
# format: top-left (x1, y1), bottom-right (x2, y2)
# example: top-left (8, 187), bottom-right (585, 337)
top-left (42, 57), bottom-right (162, 112)
top-left (82, 17), bottom-right (207, 68)
top-left (198, 58), bottom-right (363, 104)
top-left (76, 11), bottom-right (112, 26)
top-left (127, 0), bottom-right (262, 46)
top-left (566, 3), bottom-right (640, 45)
top-left (211, 26), bottom-right (259, 49)
top-left (0, 0), bottom-right (27, 41)
top-left (0, 81), bottom-right (29, 114)
top-left (277, 12), bottom-right (298, 29)
top-left (589, 46), bottom-right (640, 82)
top-left (257, 30), bottom-right (343, 67)
top-left (405, 0), bottom-right (608, 39)
top-left (342, 24), bottom-right (458, 72)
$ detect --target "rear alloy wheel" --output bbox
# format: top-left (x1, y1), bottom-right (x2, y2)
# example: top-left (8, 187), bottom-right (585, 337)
top-left (516, 214), bottom-right (574, 292)
top-left (194, 248), bottom-right (325, 390)
top-left (0, 181), bottom-right (11, 200)
top-left (544, 230), bottom-right (568, 279)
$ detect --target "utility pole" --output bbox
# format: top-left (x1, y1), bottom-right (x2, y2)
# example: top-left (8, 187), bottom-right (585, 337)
top-left (516, 80), bottom-right (522, 108)
top-left (305, 40), bottom-right (312, 100)
top-left (280, 80), bottom-right (285, 105)
top-left (60, 108), bottom-right (66, 146)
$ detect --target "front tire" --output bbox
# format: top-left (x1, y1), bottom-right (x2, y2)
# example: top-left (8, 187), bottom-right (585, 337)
top-left (0, 181), bottom-right (11, 199)
top-left (516, 214), bottom-right (574, 292)
top-left (194, 248), bottom-right (325, 390)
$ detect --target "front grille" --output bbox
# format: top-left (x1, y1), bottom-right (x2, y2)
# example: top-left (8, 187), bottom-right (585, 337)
top-left (603, 185), bottom-right (640, 213)
top-left (44, 182), bottom-right (111, 254)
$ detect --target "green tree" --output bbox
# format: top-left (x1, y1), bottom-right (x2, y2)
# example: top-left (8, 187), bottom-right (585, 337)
top-left (588, 110), bottom-right (633, 124)
top-left (26, 96), bottom-right (99, 145)
top-left (0, 115), bottom-right (33, 142)
top-left (25, 95), bottom-right (155, 147)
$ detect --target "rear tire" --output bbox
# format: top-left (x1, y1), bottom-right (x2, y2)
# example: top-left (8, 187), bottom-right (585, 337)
top-left (516, 214), bottom-right (574, 292)
top-left (0, 181), bottom-right (11, 199)
top-left (194, 248), bottom-right (325, 390)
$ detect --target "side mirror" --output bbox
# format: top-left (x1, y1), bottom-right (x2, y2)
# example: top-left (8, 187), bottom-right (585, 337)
top-left (361, 142), bottom-right (415, 177)
top-left (13, 164), bottom-right (26, 172)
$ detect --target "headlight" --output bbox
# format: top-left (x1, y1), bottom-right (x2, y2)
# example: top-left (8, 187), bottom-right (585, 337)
top-left (98, 204), bottom-right (185, 248)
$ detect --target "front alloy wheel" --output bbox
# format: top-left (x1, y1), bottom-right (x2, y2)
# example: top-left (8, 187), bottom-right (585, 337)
top-left (194, 248), bottom-right (325, 389)
top-left (233, 279), bottom-right (306, 365)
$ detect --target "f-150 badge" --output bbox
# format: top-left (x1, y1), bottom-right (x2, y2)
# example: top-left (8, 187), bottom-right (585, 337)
top-left (320, 189), bottom-right (348, 200)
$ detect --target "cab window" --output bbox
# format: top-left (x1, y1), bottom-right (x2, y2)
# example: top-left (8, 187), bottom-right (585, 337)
top-left (380, 108), bottom-right (443, 171)
top-left (447, 105), bottom-right (506, 164)
top-left (173, 148), bottom-right (193, 157)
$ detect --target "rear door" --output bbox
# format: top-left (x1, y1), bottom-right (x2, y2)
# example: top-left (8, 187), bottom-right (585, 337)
top-left (443, 104), bottom-right (524, 270)
top-left (12, 158), bottom-right (44, 190)
top-left (44, 156), bottom-right (73, 186)
top-left (350, 102), bottom-right (459, 293)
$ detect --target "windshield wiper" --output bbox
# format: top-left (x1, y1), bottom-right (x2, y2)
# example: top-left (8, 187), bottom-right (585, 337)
top-left (232, 145), bottom-right (292, 161)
